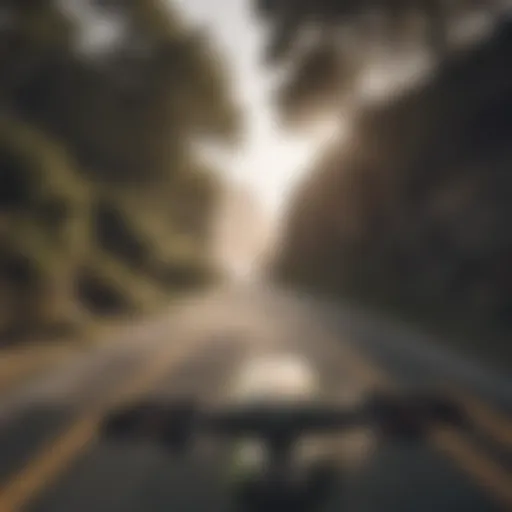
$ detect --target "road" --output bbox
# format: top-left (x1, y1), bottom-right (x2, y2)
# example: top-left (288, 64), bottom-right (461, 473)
top-left (0, 284), bottom-right (510, 512)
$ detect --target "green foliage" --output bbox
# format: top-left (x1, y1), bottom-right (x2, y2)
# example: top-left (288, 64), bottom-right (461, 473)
top-left (1, 0), bottom-right (240, 185)
top-left (0, 0), bottom-right (240, 342)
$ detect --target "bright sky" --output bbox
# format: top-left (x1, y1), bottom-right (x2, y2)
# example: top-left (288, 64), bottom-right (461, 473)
top-left (174, 0), bottom-right (322, 218)
top-left (170, 0), bottom-right (500, 275)
top-left (173, 0), bottom-right (501, 219)
top-left (79, 0), bottom-right (503, 223)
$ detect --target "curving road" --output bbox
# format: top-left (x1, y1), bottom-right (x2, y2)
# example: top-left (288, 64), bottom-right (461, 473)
top-left (0, 284), bottom-right (510, 512)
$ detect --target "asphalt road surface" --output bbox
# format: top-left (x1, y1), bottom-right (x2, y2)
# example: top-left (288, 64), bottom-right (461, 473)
top-left (0, 283), bottom-right (510, 512)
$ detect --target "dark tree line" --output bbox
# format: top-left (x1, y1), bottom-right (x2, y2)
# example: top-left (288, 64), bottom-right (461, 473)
top-left (258, 1), bottom-right (512, 370)
top-left (255, 0), bottom-right (505, 125)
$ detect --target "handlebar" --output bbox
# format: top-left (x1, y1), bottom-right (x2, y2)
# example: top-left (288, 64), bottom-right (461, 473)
top-left (101, 391), bottom-right (470, 512)
top-left (102, 389), bottom-right (469, 449)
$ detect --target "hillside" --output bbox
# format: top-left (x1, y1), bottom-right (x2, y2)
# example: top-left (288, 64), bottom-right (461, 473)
top-left (0, 0), bottom-right (240, 343)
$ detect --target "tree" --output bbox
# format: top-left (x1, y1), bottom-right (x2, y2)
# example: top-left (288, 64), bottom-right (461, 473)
top-left (271, 20), bottom-right (512, 371)
top-left (2, 0), bottom-right (240, 185)
top-left (253, 0), bottom-right (503, 126)
top-left (0, 0), bottom-right (241, 341)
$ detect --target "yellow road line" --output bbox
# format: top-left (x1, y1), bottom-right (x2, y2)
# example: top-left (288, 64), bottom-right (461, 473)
top-left (0, 351), bottom-right (73, 395)
top-left (447, 389), bottom-right (512, 450)
top-left (0, 338), bottom-right (201, 512)
top-left (431, 427), bottom-right (512, 506)
top-left (334, 339), bottom-right (512, 510)
top-left (0, 361), bottom-right (41, 394)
